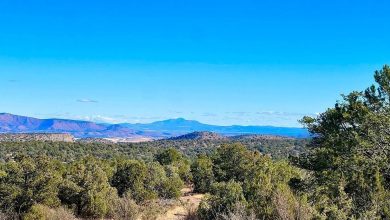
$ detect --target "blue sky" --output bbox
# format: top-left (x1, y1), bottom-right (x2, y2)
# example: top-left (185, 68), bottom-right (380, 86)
top-left (0, 0), bottom-right (389, 126)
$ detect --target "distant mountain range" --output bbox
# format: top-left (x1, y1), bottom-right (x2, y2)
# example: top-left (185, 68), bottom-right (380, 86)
top-left (0, 113), bottom-right (310, 138)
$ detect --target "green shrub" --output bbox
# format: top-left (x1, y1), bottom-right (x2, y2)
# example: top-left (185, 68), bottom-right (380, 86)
top-left (198, 181), bottom-right (247, 219)
top-left (191, 154), bottom-right (214, 193)
top-left (0, 155), bottom-right (62, 214)
top-left (161, 165), bottom-right (184, 199)
top-left (59, 157), bottom-right (118, 218)
top-left (111, 159), bottom-right (152, 201)
top-left (156, 148), bottom-right (183, 165)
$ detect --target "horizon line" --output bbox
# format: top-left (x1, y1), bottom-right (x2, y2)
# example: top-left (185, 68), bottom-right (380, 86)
top-left (0, 112), bottom-right (306, 129)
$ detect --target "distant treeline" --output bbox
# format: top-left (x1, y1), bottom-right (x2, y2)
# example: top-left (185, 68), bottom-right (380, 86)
top-left (0, 136), bottom-right (308, 163)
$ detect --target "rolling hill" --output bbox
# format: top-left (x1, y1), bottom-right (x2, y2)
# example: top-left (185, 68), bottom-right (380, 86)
top-left (169, 131), bottom-right (227, 141)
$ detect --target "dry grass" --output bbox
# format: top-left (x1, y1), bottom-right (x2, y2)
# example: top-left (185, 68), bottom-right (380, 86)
top-left (23, 205), bottom-right (77, 220)
top-left (217, 203), bottom-right (256, 220)
top-left (183, 206), bottom-right (199, 220)
top-left (110, 195), bottom-right (140, 220)
top-left (141, 199), bottom-right (178, 220)
top-left (0, 212), bottom-right (16, 220)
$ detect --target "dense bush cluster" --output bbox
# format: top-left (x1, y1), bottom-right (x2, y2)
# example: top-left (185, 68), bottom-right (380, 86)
top-left (192, 143), bottom-right (313, 219)
top-left (0, 149), bottom-right (187, 219)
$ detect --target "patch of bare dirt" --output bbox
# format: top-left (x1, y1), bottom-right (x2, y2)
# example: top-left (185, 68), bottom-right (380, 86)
top-left (157, 187), bottom-right (205, 220)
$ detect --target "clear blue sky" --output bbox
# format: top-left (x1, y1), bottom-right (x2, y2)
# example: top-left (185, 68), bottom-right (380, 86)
top-left (0, 0), bottom-right (389, 126)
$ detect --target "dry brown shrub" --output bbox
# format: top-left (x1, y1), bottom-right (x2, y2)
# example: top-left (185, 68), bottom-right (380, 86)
top-left (23, 204), bottom-right (77, 220)
top-left (184, 206), bottom-right (199, 220)
top-left (109, 194), bottom-right (140, 220)
top-left (139, 199), bottom-right (177, 220)
top-left (217, 203), bottom-right (256, 220)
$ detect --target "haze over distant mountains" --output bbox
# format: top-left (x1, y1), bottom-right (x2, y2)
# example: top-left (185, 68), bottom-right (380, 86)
top-left (0, 113), bottom-right (310, 139)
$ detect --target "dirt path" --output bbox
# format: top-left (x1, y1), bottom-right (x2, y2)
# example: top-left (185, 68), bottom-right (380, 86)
top-left (157, 187), bottom-right (205, 220)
